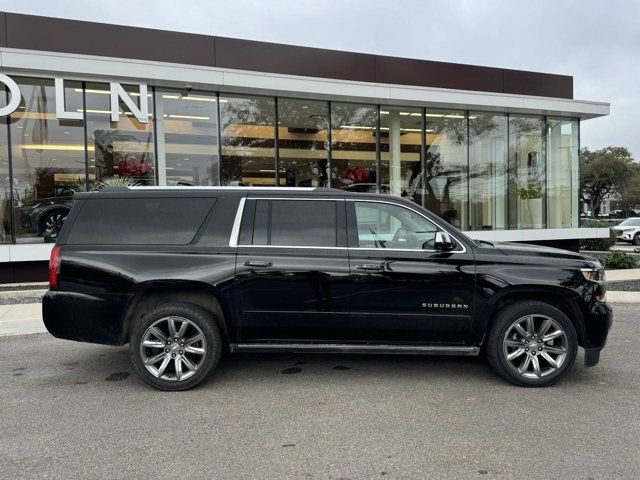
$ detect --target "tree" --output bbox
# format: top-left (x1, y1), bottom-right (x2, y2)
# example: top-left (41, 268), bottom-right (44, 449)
top-left (580, 147), bottom-right (635, 217)
top-left (617, 163), bottom-right (640, 215)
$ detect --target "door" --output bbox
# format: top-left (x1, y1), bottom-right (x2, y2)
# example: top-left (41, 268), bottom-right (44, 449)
top-left (347, 200), bottom-right (476, 343)
top-left (234, 197), bottom-right (351, 342)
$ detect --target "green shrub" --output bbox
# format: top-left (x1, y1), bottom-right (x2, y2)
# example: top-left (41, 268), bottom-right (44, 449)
top-left (580, 220), bottom-right (616, 251)
top-left (601, 250), bottom-right (637, 269)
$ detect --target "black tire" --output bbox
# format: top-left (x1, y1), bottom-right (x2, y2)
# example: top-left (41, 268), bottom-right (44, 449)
top-left (486, 301), bottom-right (578, 387)
top-left (129, 302), bottom-right (223, 391)
top-left (633, 233), bottom-right (640, 246)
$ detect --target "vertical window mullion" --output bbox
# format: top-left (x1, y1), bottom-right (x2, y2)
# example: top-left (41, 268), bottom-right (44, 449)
top-left (274, 97), bottom-right (280, 187)
top-left (375, 104), bottom-right (381, 193)
top-left (216, 92), bottom-right (223, 186)
top-left (81, 81), bottom-right (89, 191)
top-left (543, 115), bottom-right (548, 229)
top-left (5, 87), bottom-right (16, 245)
top-left (420, 107), bottom-right (426, 208)
top-left (466, 110), bottom-right (470, 231)
top-left (151, 86), bottom-right (160, 186)
top-left (327, 101), bottom-right (332, 188)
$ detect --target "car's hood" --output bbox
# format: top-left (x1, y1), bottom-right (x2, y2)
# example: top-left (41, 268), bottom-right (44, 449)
top-left (491, 241), bottom-right (596, 262)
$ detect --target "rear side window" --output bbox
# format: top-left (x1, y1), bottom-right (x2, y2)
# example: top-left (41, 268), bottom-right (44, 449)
top-left (66, 197), bottom-right (216, 245)
top-left (270, 200), bottom-right (337, 247)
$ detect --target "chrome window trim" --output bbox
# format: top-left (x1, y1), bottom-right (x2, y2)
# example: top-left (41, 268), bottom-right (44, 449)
top-left (347, 199), bottom-right (467, 253)
top-left (229, 195), bottom-right (467, 253)
top-left (228, 197), bottom-right (246, 248)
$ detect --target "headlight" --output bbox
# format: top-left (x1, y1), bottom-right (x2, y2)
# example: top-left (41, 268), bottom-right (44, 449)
top-left (581, 268), bottom-right (605, 282)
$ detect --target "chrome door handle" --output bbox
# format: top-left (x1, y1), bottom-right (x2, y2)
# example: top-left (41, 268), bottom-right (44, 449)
top-left (355, 263), bottom-right (383, 271)
top-left (243, 260), bottom-right (273, 268)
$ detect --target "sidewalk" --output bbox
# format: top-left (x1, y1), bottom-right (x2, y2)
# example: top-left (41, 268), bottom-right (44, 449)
top-left (606, 268), bottom-right (640, 281)
top-left (0, 303), bottom-right (45, 336)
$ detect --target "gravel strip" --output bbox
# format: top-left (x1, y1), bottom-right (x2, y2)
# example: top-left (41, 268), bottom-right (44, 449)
top-left (0, 296), bottom-right (45, 305)
top-left (0, 284), bottom-right (48, 292)
top-left (606, 280), bottom-right (640, 292)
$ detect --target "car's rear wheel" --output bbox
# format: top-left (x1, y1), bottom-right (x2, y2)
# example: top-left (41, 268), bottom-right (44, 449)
top-left (486, 301), bottom-right (577, 387)
top-left (129, 302), bottom-right (222, 391)
top-left (633, 233), bottom-right (640, 246)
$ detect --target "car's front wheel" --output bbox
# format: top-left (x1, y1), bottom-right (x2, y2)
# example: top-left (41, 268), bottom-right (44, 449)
top-left (129, 302), bottom-right (222, 391)
top-left (486, 301), bottom-right (577, 387)
top-left (39, 209), bottom-right (68, 237)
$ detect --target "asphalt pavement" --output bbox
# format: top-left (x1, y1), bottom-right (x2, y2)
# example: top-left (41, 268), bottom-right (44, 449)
top-left (1, 304), bottom-right (638, 480)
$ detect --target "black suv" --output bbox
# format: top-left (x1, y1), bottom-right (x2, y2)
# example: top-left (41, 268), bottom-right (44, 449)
top-left (43, 187), bottom-right (612, 390)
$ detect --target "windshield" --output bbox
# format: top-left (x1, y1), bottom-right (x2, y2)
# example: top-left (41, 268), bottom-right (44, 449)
top-left (618, 218), bottom-right (640, 227)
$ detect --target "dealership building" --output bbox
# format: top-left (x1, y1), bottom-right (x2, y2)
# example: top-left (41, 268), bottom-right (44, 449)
top-left (0, 12), bottom-right (610, 282)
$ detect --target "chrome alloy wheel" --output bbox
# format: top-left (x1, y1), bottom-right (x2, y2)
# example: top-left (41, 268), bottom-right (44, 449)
top-left (502, 314), bottom-right (568, 379)
top-left (140, 316), bottom-right (207, 382)
top-left (42, 211), bottom-right (67, 236)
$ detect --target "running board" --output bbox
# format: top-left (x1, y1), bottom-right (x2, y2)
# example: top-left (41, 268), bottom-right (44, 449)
top-left (229, 343), bottom-right (480, 356)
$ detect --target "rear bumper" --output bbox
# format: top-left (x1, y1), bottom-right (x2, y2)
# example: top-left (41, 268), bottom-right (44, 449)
top-left (42, 291), bottom-right (132, 345)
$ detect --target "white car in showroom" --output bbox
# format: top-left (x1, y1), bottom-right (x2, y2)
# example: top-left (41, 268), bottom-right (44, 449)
top-left (612, 217), bottom-right (640, 245)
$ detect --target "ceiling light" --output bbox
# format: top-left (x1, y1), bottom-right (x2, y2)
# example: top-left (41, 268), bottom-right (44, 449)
top-left (445, 114), bottom-right (466, 119)
top-left (426, 113), bottom-right (445, 118)
top-left (339, 125), bottom-right (373, 130)
top-left (20, 144), bottom-right (95, 151)
top-left (168, 114), bottom-right (211, 120)
top-left (380, 111), bottom-right (389, 115)
top-left (401, 128), bottom-right (421, 132)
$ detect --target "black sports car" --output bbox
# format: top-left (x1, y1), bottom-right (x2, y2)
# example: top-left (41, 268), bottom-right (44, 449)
top-left (19, 194), bottom-right (75, 237)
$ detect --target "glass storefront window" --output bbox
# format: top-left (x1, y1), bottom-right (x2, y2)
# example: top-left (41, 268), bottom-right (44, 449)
top-left (469, 113), bottom-right (508, 230)
top-left (424, 109), bottom-right (468, 228)
top-left (509, 115), bottom-right (545, 229)
top-left (220, 94), bottom-right (276, 186)
top-left (85, 82), bottom-right (155, 187)
top-left (380, 107), bottom-right (422, 203)
top-left (277, 98), bottom-right (329, 187)
top-left (9, 77), bottom-right (86, 243)
top-left (155, 89), bottom-right (219, 186)
top-left (0, 114), bottom-right (10, 244)
top-left (330, 103), bottom-right (378, 192)
top-left (547, 118), bottom-right (579, 228)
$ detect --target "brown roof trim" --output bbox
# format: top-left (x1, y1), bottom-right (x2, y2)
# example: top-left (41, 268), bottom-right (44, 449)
top-left (0, 11), bottom-right (573, 99)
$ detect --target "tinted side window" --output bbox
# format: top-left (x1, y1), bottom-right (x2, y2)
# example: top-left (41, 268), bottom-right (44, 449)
top-left (269, 200), bottom-right (337, 247)
top-left (67, 197), bottom-right (216, 245)
top-left (354, 201), bottom-right (438, 250)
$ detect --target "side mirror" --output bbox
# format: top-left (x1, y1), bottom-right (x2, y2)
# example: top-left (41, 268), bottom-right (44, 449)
top-left (434, 231), bottom-right (456, 251)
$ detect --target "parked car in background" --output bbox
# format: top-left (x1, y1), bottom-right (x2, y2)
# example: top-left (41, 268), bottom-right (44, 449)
top-left (612, 217), bottom-right (640, 245)
top-left (43, 187), bottom-right (612, 391)
top-left (19, 189), bottom-right (75, 238)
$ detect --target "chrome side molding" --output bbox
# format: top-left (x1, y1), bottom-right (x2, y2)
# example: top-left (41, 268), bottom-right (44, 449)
top-left (229, 343), bottom-right (480, 356)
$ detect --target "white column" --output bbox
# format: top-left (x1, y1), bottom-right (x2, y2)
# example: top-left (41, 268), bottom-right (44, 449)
top-left (389, 110), bottom-right (402, 197)
top-left (155, 97), bottom-right (167, 186)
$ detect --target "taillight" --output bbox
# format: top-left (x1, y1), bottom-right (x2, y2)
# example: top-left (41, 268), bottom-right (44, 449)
top-left (49, 245), bottom-right (61, 290)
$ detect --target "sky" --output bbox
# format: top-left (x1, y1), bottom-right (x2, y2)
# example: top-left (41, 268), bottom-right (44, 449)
top-left (2, 0), bottom-right (638, 160)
